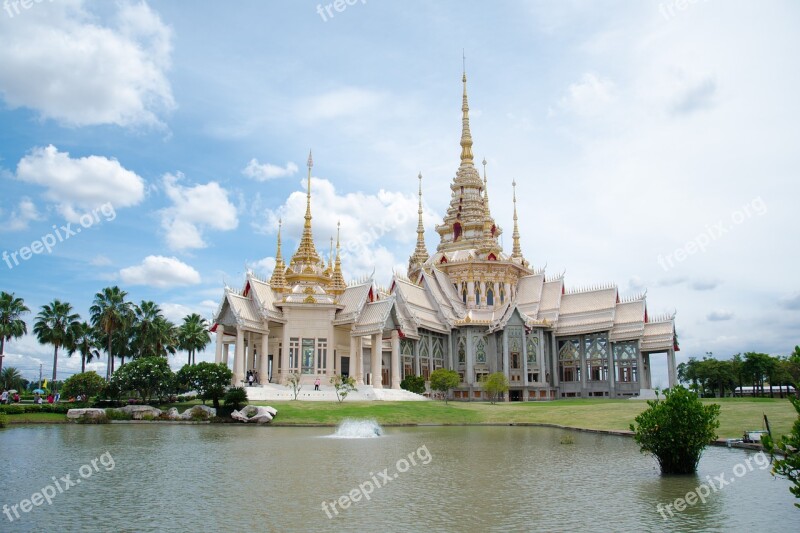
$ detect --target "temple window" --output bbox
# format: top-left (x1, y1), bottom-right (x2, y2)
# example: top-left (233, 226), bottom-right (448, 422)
top-left (462, 284), bottom-right (467, 304)
top-left (613, 341), bottom-right (639, 383)
top-left (458, 337), bottom-right (466, 364)
top-left (511, 352), bottom-right (520, 369)
top-left (585, 334), bottom-right (609, 381)
top-left (500, 289), bottom-right (505, 304)
top-left (433, 337), bottom-right (445, 370)
top-left (302, 338), bottom-right (315, 374)
top-left (289, 338), bottom-right (299, 372)
top-left (316, 338), bottom-right (327, 373)
top-left (487, 288), bottom-right (494, 306)
top-left (453, 222), bottom-right (462, 241)
top-left (527, 335), bottom-right (538, 365)
top-left (474, 282), bottom-right (481, 306)
top-left (475, 337), bottom-right (486, 363)
top-left (558, 338), bottom-right (581, 382)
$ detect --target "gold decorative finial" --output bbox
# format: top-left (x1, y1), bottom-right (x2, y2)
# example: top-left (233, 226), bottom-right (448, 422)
top-left (460, 56), bottom-right (474, 166)
top-left (288, 151), bottom-right (322, 273)
top-left (270, 217), bottom-right (288, 291)
top-left (482, 157), bottom-right (489, 202)
top-left (330, 220), bottom-right (346, 294)
top-left (408, 172), bottom-right (429, 279)
top-left (512, 180), bottom-right (522, 259)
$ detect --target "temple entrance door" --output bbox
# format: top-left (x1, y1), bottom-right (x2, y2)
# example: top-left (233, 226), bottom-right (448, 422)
top-left (509, 390), bottom-right (522, 402)
top-left (267, 355), bottom-right (273, 383)
top-left (382, 368), bottom-right (390, 386)
top-left (341, 356), bottom-right (350, 378)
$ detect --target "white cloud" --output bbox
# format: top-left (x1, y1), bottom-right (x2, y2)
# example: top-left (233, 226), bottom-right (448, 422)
top-left (89, 255), bottom-right (113, 267)
top-left (248, 257), bottom-right (276, 278)
top-left (299, 87), bottom-right (387, 121)
top-left (0, 0), bottom-right (174, 127)
top-left (160, 172), bottom-right (238, 250)
top-left (15, 145), bottom-right (145, 222)
top-left (242, 159), bottom-right (298, 181)
top-left (0, 197), bottom-right (43, 231)
top-left (707, 310), bottom-right (734, 321)
top-left (780, 293), bottom-right (800, 311)
top-left (256, 176), bottom-right (437, 281)
top-left (120, 255), bottom-right (201, 288)
top-left (559, 73), bottom-right (616, 116)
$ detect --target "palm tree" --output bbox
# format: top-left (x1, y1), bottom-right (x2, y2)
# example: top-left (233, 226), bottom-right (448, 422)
top-left (132, 301), bottom-right (164, 358)
top-left (0, 366), bottom-right (24, 391)
top-left (178, 313), bottom-right (211, 365)
top-left (152, 316), bottom-right (178, 358)
top-left (90, 286), bottom-right (133, 379)
top-left (69, 322), bottom-right (101, 373)
top-left (33, 300), bottom-right (80, 390)
top-left (0, 291), bottom-right (30, 376)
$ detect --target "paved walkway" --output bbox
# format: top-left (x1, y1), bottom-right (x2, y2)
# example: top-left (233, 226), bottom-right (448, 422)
top-left (244, 383), bottom-right (428, 402)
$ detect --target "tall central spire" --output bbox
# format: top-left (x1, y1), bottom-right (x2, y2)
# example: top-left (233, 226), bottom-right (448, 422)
top-left (460, 60), bottom-right (474, 166)
top-left (289, 150), bottom-right (322, 269)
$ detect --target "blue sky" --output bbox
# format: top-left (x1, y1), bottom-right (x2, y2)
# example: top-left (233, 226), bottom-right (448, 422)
top-left (1, 0), bottom-right (798, 384)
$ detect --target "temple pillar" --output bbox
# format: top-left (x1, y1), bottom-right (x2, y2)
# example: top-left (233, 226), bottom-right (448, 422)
top-left (414, 338), bottom-right (421, 376)
top-left (667, 349), bottom-right (677, 389)
top-left (351, 335), bottom-right (363, 385)
top-left (281, 327), bottom-right (291, 383)
top-left (223, 343), bottom-right (230, 366)
top-left (215, 330), bottom-right (223, 364)
top-left (466, 331), bottom-right (475, 387)
top-left (259, 334), bottom-right (269, 385)
top-left (233, 327), bottom-right (245, 386)
top-left (522, 330), bottom-right (529, 387)
top-left (371, 333), bottom-right (383, 389)
top-left (390, 329), bottom-right (401, 390)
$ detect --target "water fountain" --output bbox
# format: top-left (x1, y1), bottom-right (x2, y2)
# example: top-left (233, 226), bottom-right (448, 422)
top-left (329, 418), bottom-right (383, 438)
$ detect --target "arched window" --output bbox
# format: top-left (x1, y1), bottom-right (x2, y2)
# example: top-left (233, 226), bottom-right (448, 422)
top-left (500, 289), bottom-right (505, 304)
top-left (453, 222), bottom-right (462, 241)
top-left (487, 288), bottom-right (494, 306)
top-left (474, 282), bottom-right (481, 306)
top-left (462, 283), bottom-right (467, 304)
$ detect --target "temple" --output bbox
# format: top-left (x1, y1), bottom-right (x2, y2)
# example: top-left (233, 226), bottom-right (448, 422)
top-left (211, 71), bottom-right (678, 400)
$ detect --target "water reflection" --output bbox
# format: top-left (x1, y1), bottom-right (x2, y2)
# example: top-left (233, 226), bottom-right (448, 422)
top-left (0, 425), bottom-right (793, 532)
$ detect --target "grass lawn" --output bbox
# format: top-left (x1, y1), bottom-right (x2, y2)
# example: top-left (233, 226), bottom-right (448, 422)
top-left (254, 397), bottom-right (797, 439)
top-left (1, 397), bottom-right (794, 439)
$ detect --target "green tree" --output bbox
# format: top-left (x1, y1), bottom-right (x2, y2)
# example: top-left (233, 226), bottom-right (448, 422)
top-left (177, 313), bottom-right (211, 366)
top-left (61, 371), bottom-right (106, 401)
top-left (763, 396), bottom-right (800, 507)
top-left (112, 356), bottom-right (174, 403)
top-left (630, 386), bottom-right (721, 474)
top-left (330, 374), bottom-right (357, 403)
top-left (33, 299), bottom-right (80, 391)
top-left (90, 286), bottom-right (134, 379)
top-left (224, 386), bottom-right (248, 410)
top-left (743, 352), bottom-right (773, 397)
top-left (68, 322), bottom-right (101, 373)
top-left (400, 374), bottom-right (426, 395)
top-left (176, 362), bottom-right (232, 409)
top-left (429, 368), bottom-right (460, 403)
top-left (131, 301), bottom-right (177, 359)
top-left (480, 372), bottom-right (509, 404)
top-left (0, 291), bottom-right (30, 376)
top-left (0, 366), bottom-right (25, 391)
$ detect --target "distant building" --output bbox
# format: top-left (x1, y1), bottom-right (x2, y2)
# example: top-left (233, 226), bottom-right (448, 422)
top-left (212, 71), bottom-right (678, 400)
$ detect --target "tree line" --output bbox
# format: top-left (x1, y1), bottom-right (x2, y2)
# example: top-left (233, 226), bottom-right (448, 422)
top-left (678, 349), bottom-right (800, 398)
top-left (0, 287), bottom-right (212, 391)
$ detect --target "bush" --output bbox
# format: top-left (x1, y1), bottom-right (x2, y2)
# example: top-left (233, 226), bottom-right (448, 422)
top-left (630, 386), bottom-right (720, 474)
top-left (763, 396), bottom-right (800, 506)
top-left (480, 372), bottom-right (509, 404)
top-left (400, 375), bottom-right (426, 395)
top-left (112, 356), bottom-right (175, 403)
top-left (0, 413), bottom-right (6, 428)
top-left (224, 387), bottom-right (248, 410)
top-left (105, 409), bottom-right (133, 421)
top-left (0, 405), bottom-right (25, 415)
top-left (177, 362), bottom-right (233, 409)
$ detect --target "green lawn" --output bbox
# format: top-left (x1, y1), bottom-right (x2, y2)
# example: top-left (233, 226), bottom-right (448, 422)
top-left (1, 397), bottom-right (795, 439)
top-left (254, 397), bottom-right (796, 439)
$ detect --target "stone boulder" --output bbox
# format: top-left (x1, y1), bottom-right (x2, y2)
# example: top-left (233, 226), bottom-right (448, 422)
top-left (231, 405), bottom-right (277, 424)
top-left (179, 405), bottom-right (216, 420)
top-left (117, 405), bottom-right (163, 420)
top-left (66, 408), bottom-right (108, 422)
top-left (165, 407), bottom-right (181, 420)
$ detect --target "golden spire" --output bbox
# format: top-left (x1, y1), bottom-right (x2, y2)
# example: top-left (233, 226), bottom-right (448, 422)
top-left (270, 218), bottom-right (288, 291)
top-left (331, 221), bottom-right (346, 294)
top-left (460, 56), bottom-right (474, 166)
top-left (412, 172), bottom-right (429, 264)
top-left (289, 150), bottom-right (322, 268)
top-left (482, 157), bottom-right (489, 206)
top-left (512, 180), bottom-right (522, 258)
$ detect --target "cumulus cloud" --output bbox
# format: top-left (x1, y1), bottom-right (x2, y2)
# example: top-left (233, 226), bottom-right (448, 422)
top-left (707, 310), bottom-right (734, 321)
top-left (255, 176), bottom-right (437, 278)
top-left (15, 145), bottom-right (145, 222)
top-left (160, 173), bottom-right (238, 250)
top-left (248, 257), bottom-right (276, 278)
top-left (120, 255), bottom-right (201, 288)
top-left (559, 73), bottom-right (616, 116)
top-left (0, 0), bottom-right (174, 128)
top-left (242, 159), bottom-right (298, 181)
top-left (0, 197), bottom-right (43, 231)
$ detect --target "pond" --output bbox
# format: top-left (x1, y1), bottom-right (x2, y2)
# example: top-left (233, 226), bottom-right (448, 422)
top-left (0, 424), bottom-right (794, 532)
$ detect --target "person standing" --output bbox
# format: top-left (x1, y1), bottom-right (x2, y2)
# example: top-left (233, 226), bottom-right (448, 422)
top-left (0, 390), bottom-right (7, 404)
top-left (314, 377), bottom-right (321, 391)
